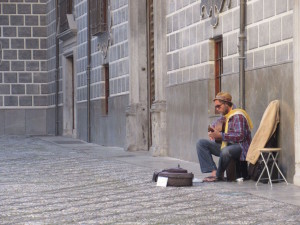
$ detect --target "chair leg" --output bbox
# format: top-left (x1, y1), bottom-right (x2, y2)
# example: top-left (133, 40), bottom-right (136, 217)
top-left (256, 151), bottom-right (288, 186)
top-left (270, 153), bottom-right (288, 185)
top-left (257, 152), bottom-right (273, 186)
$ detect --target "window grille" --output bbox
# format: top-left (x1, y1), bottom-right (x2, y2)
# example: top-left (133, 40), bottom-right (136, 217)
top-left (214, 36), bottom-right (223, 96)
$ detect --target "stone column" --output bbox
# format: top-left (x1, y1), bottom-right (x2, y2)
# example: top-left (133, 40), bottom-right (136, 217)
top-left (149, 0), bottom-right (167, 156)
top-left (294, 0), bottom-right (300, 186)
top-left (126, 0), bottom-right (148, 151)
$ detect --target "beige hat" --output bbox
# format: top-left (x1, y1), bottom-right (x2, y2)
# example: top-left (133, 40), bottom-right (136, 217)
top-left (213, 92), bottom-right (232, 103)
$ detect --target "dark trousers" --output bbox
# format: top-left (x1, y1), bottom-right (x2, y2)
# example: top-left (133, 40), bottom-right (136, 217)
top-left (196, 139), bottom-right (242, 178)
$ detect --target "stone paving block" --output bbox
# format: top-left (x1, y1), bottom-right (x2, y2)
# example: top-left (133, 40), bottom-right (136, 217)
top-left (0, 136), bottom-right (300, 224)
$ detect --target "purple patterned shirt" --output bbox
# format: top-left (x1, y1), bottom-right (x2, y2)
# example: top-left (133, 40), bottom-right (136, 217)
top-left (213, 114), bottom-right (252, 161)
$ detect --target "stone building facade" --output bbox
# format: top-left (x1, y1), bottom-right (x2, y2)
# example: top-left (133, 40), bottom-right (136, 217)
top-left (0, 0), bottom-right (52, 134)
top-left (1, 0), bottom-right (300, 184)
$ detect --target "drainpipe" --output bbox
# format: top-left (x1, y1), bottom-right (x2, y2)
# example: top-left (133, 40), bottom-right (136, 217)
top-left (55, 0), bottom-right (59, 136)
top-left (87, 0), bottom-right (91, 142)
top-left (239, 0), bottom-right (246, 109)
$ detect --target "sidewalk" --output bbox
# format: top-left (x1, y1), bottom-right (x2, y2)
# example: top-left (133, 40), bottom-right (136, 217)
top-left (1, 135), bottom-right (300, 224)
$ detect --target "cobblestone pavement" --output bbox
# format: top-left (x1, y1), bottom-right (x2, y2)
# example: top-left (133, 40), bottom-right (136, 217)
top-left (1, 136), bottom-right (300, 224)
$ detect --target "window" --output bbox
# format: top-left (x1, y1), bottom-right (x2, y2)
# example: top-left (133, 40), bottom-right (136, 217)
top-left (58, 0), bottom-right (73, 33)
top-left (90, 0), bottom-right (108, 36)
top-left (214, 36), bottom-right (223, 96)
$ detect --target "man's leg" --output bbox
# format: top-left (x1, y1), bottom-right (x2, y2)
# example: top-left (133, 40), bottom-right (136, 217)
top-left (216, 144), bottom-right (242, 178)
top-left (196, 139), bottom-right (221, 174)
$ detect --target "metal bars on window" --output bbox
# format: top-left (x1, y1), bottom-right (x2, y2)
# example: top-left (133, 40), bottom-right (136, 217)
top-left (214, 36), bottom-right (223, 97)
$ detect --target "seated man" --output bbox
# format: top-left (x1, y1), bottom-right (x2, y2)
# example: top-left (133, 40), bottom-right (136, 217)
top-left (196, 92), bottom-right (253, 182)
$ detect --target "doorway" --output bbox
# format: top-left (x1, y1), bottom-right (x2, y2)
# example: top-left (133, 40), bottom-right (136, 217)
top-left (63, 54), bottom-right (76, 137)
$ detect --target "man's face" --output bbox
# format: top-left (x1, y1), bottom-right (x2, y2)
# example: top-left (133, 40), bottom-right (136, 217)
top-left (214, 100), bottom-right (231, 115)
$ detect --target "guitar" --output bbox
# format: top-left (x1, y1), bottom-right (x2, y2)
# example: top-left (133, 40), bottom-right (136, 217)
top-left (208, 119), bottom-right (225, 143)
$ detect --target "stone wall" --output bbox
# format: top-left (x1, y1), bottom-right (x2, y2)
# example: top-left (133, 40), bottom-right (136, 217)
top-left (165, 0), bottom-right (295, 181)
top-left (0, 1), bottom-right (48, 107)
top-left (0, 0), bottom-right (54, 135)
top-left (73, 0), bottom-right (129, 146)
top-left (246, 0), bottom-right (293, 70)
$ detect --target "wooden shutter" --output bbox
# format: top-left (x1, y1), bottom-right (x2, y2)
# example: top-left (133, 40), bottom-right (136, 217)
top-left (90, 0), bottom-right (107, 35)
top-left (59, 0), bottom-right (73, 33)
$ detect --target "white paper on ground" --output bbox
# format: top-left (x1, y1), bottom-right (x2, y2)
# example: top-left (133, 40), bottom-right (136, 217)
top-left (156, 176), bottom-right (168, 187)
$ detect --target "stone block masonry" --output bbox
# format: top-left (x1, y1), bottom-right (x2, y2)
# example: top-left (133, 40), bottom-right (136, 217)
top-left (166, 0), bottom-right (294, 86)
top-left (246, 0), bottom-right (293, 70)
top-left (0, 1), bottom-right (47, 108)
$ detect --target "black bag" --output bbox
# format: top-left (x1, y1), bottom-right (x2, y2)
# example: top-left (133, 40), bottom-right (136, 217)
top-left (248, 160), bottom-right (264, 181)
top-left (152, 165), bottom-right (194, 187)
top-left (248, 131), bottom-right (278, 182)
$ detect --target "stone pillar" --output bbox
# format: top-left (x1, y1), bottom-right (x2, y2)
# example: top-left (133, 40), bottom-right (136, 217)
top-left (126, 0), bottom-right (148, 151)
top-left (149, 0), bottom-right (168, 156)
top-left (150, 101), bottom-right (167, 156)
top-left (294, 0), bottom-right (300, 186)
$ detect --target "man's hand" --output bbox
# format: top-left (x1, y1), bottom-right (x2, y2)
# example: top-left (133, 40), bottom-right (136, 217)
top-left (208, 128), bottom-right (222, 141)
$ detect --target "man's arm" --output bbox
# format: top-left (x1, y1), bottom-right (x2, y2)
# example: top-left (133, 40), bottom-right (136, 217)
top-left (208, 116), bottom-right (225, 140)
top-left (222, 114), bottom-right (248, 143)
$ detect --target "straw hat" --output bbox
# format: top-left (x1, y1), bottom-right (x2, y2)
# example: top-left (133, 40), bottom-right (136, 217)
top-left (213, 92), bottom-right (232, 103)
